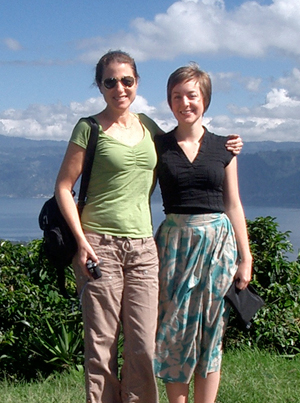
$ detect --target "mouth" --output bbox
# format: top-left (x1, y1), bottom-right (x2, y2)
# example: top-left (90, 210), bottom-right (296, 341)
top-left (180, 109), bottom-right (193, 115)
top-left (114, 95), bottom-right (128, 102)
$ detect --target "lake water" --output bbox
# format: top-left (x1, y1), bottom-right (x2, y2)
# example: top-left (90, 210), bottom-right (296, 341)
top-left (1, 197), bottom-right (299, 260)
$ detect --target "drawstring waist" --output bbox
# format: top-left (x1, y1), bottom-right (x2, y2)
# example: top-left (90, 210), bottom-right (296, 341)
top-left (102, 234), bottom-right (150, 254)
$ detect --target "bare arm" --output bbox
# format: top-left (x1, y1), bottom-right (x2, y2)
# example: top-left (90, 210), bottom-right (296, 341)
top-left (54, 142), bottom-right (98, 274)
top-left (223, 157), bottom-right (252, 289)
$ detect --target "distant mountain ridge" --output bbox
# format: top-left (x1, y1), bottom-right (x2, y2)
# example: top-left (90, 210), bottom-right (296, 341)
top-left (0, 134), bottom-right (67, 198)
top-left (241, 141), bottom-right (300, 154)
top-left (0, 134), bottom-right (68, 150)
top-left (0, 134), bottom-right (300, 207)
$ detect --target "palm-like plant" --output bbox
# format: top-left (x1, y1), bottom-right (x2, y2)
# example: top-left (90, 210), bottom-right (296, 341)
top-left (32, 318), bottom-right (84, 371)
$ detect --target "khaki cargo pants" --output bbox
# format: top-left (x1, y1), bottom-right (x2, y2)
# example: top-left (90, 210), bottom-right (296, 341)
top-left (73, 232), bottom-right (159, 403)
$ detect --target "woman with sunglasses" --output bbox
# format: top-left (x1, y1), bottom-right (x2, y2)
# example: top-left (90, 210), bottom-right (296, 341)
top-left (154, 64), bottom-right (252, 403)
top-left (55, 50), bottom-right (242, 403)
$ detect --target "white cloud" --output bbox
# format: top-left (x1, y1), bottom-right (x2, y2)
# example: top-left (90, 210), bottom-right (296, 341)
top-left (211, 71), bottom-right (262, 93)
top-left (210, 72), bottom-right (237, 92)
top-left (263, 88), bottom-right (300, 110)
top-left (131, 95), bottom-right (157, 115)
top-left (1, 84), bottom-right (300, 143)
top-left (0, 98), bottom-right (106, 141)
top-left (1, 62), bottom-right (300, 143)
top-left (207, 115), bottom-right (290, 142)
top-left (77, 0), bottom-right (300, 63)
top-left (230, 86), bottom-right (300, 119)
top-left (132, 96), bottom-right (177, 132)
top-left (210, 83), bottom-right (300, 141)
top-left (244, 77), bottom-right (262, 92)
top-left (276, 68), bottom-right (300, 97)
top-left (3, 38), bottom-right (22, 51)
top-left (0, 95), bottom-right (175, 140)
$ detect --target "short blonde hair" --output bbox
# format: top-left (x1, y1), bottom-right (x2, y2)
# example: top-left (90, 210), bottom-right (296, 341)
top-left (167, 63), bottom-right (212, 113)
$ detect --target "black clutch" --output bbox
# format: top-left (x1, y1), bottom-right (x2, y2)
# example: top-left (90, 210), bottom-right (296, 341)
top-left (225, 282), bottom-right (265, 330)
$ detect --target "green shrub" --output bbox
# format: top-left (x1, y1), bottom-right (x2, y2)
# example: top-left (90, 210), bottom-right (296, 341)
top-left (0, 240), bottom-right (82, 380)
top-left (1, 215), bottom-right (299, 379)
top-left (224, 216), bottom-right (300, 355)
top-left (0, 239), bottom-right (125, 380)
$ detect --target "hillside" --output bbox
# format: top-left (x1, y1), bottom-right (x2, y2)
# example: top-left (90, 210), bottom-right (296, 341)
top-left (238, 150), bottom-right (300, 206)
top-left (0, 134), bottom-right (300, 207)
top-left (0, 135), bottom-right (67, 197)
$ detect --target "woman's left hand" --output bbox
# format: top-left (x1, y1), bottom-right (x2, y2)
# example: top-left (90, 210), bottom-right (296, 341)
top-left (226, 134), bottom-right (243, 155)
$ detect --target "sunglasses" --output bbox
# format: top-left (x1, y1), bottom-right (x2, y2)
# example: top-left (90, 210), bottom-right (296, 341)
top-left (102, 76), bottom-right (135, 89)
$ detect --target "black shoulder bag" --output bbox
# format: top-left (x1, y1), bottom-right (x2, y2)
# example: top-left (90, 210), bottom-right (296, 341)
top-left (38, 117), bottom-right (98, 297)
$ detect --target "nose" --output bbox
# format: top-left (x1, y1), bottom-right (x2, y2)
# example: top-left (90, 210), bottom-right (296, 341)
top-left (182, 96), bottom-right (190, 106)
top-left (115, 81), bottom-right (125, 91)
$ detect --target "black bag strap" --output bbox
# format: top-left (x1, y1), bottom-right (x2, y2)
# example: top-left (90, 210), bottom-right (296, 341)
top-left (77, 116), bottom-right (98, 216)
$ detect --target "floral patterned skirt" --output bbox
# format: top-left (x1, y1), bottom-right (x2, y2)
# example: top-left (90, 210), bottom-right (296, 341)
top-left (154, 213), bottom-right (238, 383)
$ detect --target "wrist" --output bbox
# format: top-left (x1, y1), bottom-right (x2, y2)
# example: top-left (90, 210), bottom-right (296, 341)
top-left (238, 253), bottom-right (252, 264)
top-left (75, 234), bottom-right (88, 248)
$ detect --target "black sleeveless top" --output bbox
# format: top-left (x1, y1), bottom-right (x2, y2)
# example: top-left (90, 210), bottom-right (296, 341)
top-left (154, 127), bottom-right (234, 214)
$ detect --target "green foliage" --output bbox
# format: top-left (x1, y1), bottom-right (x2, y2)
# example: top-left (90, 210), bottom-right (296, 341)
top-left (225, 216), bottom-right (300, 355)
top-left (31, 318), bottom-right (84, 371)
top-left (0, 239), bottom-right (82, 380)
top-left (1, 214), bottom-right (300, 379)
top-left (0, 239), bottom-right (125, 380)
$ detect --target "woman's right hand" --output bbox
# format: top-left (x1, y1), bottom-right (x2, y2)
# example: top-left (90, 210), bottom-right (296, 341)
top-left (74, 236), bottom-right (99, 277)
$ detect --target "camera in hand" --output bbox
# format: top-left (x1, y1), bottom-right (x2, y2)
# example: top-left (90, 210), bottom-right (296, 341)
top-left (86, 259), bottom-right (102, 279)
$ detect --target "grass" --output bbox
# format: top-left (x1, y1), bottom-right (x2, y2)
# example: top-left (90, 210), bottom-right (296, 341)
top-left (0, 348), bottom-right (299, 403)
top-left (0, 369), bottom-right (86, 403)
top-left (217, 348), bottom-right (300, 403)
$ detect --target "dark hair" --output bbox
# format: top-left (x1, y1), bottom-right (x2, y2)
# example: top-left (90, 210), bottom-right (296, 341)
top-left (167, 62), bottom-right (212, 113)
top-left (95, 50), bottom-right (139, 87)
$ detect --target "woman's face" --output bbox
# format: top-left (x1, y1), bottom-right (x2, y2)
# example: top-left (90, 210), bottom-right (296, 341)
top-left (100, 61), bottom-right (138, 112)
top-left (170, 79), bottom-right (205, 126)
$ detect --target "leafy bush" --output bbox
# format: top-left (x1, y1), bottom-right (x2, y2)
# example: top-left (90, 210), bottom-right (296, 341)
top-left (0, 239), bottom-right (82, 380)
top-left (224, 216), bottom-right (300, 355)
top-left (0, 239), bottom-right (124, 380)
top-left (1, 215), bottom-right (299, 379)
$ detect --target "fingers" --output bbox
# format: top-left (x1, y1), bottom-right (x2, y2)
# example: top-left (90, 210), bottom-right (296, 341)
top-left (227, 145), bottom-right (242, 155)
top-left (231, 147), bottom-right (241, 155)
top-left (74, 241), bottom-right (99, 278)
top-left (87, 247), bottom-right (99, 264)
top-left (227, 135), bottom-right (243, 146)
top-left (234, 277), bottom-right (249, 290)
top-left (234, 262), bottom-right (252, 290)
top-left (227, 134), bottom-right (239, 140)
top-left (226, 135), bottom-right (243, 155)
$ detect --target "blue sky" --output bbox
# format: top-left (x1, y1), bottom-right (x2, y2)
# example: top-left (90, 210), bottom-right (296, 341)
top-left (1, 0), bottom-right (300, 142)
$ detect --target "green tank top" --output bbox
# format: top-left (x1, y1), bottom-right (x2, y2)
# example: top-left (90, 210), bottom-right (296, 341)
top-left (70, 113), bottom-right (160, 238)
